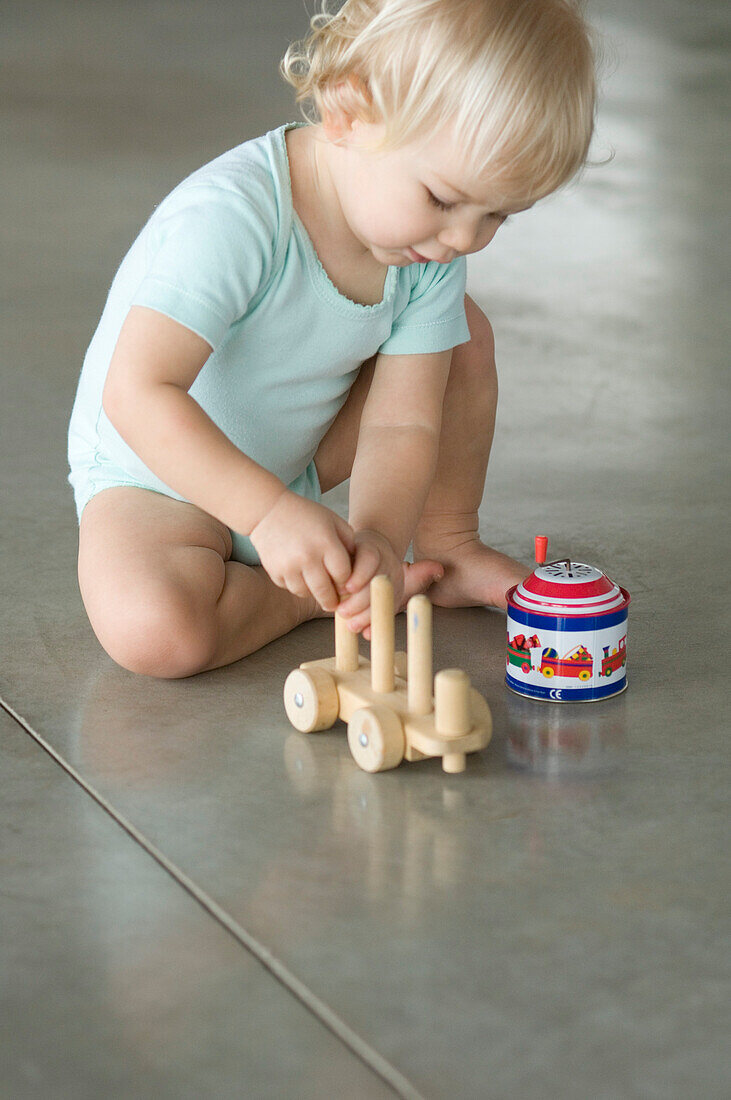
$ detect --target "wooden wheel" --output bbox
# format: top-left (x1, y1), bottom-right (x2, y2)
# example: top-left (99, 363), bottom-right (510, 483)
top-left (347, 706), bottom-right (405, 773)
top-left (283, 668), bottom-right (339, 733)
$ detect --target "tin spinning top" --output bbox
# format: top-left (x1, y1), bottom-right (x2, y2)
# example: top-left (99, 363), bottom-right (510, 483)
top-left (505, 536), bottom-right (630, 703)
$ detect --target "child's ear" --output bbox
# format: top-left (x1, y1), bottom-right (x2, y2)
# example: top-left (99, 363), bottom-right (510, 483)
top-left (321, 104), bottom-right (355, 143)
top-left (321, 75), bottom-right (376, 143)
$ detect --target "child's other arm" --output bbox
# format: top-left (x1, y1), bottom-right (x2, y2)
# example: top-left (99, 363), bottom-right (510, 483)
top-left (347, 348), bottom-right (452, 559)
top-left (336, 349), bottom-right (451, 631)
top-left (103, 306), bottom-right (354, 610)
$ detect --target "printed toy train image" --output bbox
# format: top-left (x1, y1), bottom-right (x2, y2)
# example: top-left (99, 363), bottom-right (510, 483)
top-left (507, 634), bottom-right (627, 681)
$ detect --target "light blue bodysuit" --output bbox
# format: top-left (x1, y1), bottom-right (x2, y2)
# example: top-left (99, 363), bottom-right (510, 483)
top-left (68, 123), bottom-right (470, 563)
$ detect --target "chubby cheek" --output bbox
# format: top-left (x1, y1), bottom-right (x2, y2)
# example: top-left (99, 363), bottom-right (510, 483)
top-left (357, 184), bottom-right (433, 248)
top-left (369, 207), bottom-right (433, 250)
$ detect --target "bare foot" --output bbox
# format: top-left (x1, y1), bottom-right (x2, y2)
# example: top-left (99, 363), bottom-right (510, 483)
top-left (412, 537), bottom-right (528, 610)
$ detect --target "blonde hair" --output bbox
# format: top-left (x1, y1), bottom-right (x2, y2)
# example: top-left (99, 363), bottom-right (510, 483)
top-left (281, 0), bottom-right (598, 200)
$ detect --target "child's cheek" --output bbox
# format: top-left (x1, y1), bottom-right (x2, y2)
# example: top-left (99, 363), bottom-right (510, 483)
top-left (378, 205), bottom-right (427, 248)
top-left (362, 209), bottom-right (406, 250)
top-left (369, 185), bottom-right (419, 246)
top-left (395, 213), bottom-right (430, 247)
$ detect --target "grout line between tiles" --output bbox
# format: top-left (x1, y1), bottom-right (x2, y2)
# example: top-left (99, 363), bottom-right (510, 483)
top-left (1, 698), bottom-right (424, 1100)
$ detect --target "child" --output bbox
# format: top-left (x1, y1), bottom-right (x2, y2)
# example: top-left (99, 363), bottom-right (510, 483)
top-left (68, 0), bottom-right (596, 678)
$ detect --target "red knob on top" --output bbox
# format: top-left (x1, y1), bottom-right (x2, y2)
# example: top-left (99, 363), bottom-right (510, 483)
top-left (534, 535), bottom-right (548, 565)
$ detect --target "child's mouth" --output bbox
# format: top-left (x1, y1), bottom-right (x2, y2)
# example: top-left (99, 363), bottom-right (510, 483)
top-left (406, 247), bottom-right (431, 263)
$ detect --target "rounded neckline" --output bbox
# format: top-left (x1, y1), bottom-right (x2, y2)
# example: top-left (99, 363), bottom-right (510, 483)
top-left (278, 122), bottom-right (398, 315)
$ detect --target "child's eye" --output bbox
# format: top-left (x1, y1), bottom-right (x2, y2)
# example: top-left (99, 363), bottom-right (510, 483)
top-left (483, 212), bottom-right (510, 227)
top-left (427, 190), bottom-right (455, 211)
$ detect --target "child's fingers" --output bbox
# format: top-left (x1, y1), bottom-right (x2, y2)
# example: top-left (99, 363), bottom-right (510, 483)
top-left (303, 566), bottom-right (339, 613)
top-left (335, 584), bottom-right (371, 624)
top-left (336, 549), bottom-right (379, 616)
top-left (323, 541), bottom-right (354, 593)
top-left (343, 542), bottom-right (381, 595)
top-left (333, 515), bottom-right (356, 557)
top-left (343, 604), bottom-right (373, 635)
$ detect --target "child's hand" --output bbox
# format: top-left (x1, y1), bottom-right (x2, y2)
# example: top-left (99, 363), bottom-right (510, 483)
top-left (250, 491), bottom-right (355, 612)
top-left (335, 530), bottom-right (443, 637)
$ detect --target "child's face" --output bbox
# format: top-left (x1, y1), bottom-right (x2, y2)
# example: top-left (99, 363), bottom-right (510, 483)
top-left (332, 120), bottom-right (534, 266)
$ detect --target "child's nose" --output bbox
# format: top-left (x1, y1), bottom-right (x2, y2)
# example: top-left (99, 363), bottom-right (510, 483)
top-left (437, 225), bottom-right (474, 253)
top-left (438, 218), bottom-right (498, 255)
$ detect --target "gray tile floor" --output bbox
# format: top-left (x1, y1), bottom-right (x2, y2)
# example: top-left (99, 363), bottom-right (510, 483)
top-left (1, 1), bottom-right (728, 1097)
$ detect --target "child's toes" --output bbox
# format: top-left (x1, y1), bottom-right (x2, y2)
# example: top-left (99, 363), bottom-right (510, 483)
top-left (401, 559), bottom-right (444, 603)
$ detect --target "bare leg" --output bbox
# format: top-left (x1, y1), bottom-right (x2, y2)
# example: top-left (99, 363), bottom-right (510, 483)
top-left (78, 487), bottom-right (319, 677)
top-left (78, 484), bottom-right (440, 677)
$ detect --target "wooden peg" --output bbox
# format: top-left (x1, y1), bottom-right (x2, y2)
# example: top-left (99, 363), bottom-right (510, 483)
top-left (435, 669), bottom-right (471, 735)
top-left (407, 595), bottom-right (432, 715)
top-left (335, 611), bottom-right (359, 672)
top-left (370, 575), bottom-right (395, 694)
top-left (435, 668), bottom-right (471, 773)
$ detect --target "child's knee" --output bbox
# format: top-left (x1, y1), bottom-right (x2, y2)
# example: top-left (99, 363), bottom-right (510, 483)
top-left (89, 585), bottom-right (218, 678)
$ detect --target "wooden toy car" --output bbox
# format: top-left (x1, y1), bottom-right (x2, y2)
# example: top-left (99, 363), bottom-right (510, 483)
top-left (283, 575), bottom-right (492, 773)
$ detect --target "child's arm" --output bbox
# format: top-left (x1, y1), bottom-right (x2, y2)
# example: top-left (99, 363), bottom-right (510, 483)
top-left (336, 348), bottom-right (452, 624)
top-left (103, 306), bottom-right (355, 611)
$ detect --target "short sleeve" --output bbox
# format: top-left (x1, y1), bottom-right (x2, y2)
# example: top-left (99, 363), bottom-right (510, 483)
top-left (130, 184), bottom-right (275, 349)
top-left (378, 256), bottom-right (470, 356)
